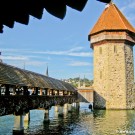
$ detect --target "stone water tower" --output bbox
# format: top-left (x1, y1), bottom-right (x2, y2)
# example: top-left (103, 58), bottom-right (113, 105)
top-left (88, 2), bottom-right (135, 109)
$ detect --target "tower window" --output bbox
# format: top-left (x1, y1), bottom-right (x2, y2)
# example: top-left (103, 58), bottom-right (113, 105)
top-left (114, 46), bottom-right (117, 53)
top-left (100, 71), bottom-right (102, 79)
top-left (99, 47), bottom-right (102, 54)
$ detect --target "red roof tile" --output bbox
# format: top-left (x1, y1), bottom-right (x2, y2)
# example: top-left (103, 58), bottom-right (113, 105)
top-left (89, 3), bottom-right (135, 35)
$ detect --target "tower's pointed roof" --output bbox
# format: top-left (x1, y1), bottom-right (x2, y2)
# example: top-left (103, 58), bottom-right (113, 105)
top-left (89, 2), bottom-right (135, 36)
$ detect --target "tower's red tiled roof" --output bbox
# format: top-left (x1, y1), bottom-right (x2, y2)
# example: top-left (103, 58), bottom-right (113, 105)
top-left (89, 3), bottom-right (135, 35)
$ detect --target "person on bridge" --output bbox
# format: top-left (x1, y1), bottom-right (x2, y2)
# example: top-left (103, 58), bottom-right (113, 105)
top-left (88, 104), bottom-right (93, 111)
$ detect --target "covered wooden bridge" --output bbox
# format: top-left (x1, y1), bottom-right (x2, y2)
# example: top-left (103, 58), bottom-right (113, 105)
top-left (0, 62), bottom-right (78, 116)
top-left (0, 62), bottom-right (76, 95)
top-left (0, 0), bottom-right (112, 33)
top-left (0, 0), bottom-right (88, 33)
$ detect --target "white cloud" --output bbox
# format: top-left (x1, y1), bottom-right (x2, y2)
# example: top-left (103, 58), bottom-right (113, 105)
top-left (69, 46), bottom-right (84, 52)
top-left (31, 47), bottom-right (93, 57)
top-left (68, 61), bottom-right (91, 66)
top-left (1, 56), bottom-right (28, 60)
top-left (0, 47), bottom-right (93, 57)
top-left (0, 48), bottom-right (27, 53)
top-left (5, 60), bottom-right (47, 69)
top-left (68, 52), bottom-right (92, 57)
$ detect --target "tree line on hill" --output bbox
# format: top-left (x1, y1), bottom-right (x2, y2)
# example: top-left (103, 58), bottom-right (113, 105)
top-left (63, 77), bottom-right (93, 88)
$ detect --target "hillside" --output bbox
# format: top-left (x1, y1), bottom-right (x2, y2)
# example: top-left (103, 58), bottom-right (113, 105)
top-left (63, 77), bottom-right (93, 88)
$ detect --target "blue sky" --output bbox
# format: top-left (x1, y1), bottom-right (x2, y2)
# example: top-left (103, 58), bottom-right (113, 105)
top-left (0, 0), bottom-right (135, 80)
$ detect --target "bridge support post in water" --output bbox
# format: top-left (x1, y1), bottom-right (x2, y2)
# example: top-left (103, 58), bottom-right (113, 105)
top-left (24, 112), bottom-right (30, 121)
top-left (64, 103), bottom-right (68, 113)
top-left (24, 112), bottom-right (30, 128)
top-left (13, 115), bottom-right (24, 134)
top-left (54, 106), bottom-right (59, 118)
top-left (55, 105), bottom-right (59, 112)
top-left (58, 105), bottom-right (64, 117)
top-left (76, 102), bottom-right (80, 111)
top-left (67, 104), bottom-right (72, 112)
top-left (75, 102), bottom-right (80, 112)
top-left (44, 109), bottom-right (49, 122)
top-left (72, 102), bottom-right (80, 111)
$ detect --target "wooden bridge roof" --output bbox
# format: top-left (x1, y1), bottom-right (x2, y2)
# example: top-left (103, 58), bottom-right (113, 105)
top-left (0, 62), bottom-right (76, 91)
top-left (0, 0), bottom-right (113, 33)
top-left (0, 0), bottom-right (88, 33)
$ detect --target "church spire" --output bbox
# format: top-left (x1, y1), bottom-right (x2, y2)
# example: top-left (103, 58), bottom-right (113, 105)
top-left (46, 64), bottom-right (49, 77)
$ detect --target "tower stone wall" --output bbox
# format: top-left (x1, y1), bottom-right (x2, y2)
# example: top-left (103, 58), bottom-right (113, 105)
top-left (124, 44), bottom-right (135, 109)
top-left (93, 41), bottom-right (135, 109)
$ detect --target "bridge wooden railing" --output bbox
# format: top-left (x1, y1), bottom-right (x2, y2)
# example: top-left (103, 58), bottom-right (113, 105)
top-left (0, 95), bottom-right (77, 116)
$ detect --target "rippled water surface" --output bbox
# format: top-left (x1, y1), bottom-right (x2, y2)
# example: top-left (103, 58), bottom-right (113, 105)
top-left (0, 103), bottom-right (135, 135)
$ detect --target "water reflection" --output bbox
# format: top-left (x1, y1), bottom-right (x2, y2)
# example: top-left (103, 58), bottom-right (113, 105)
top-left (0, 103), bottom-right (135, 135)
top-left (93, 110), bottom-right (135, 135)
top-left (93, 110), bottom-right (126, 134)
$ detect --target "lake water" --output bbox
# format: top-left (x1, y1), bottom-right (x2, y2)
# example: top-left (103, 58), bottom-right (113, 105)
top-left (0, 102), bottom-right (135, 135)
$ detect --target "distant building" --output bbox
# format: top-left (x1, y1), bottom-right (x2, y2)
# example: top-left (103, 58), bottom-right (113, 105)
top-left (77, 79), bottom-right (94, 103)
top-left (88, 2), bottom-right (135, 109)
